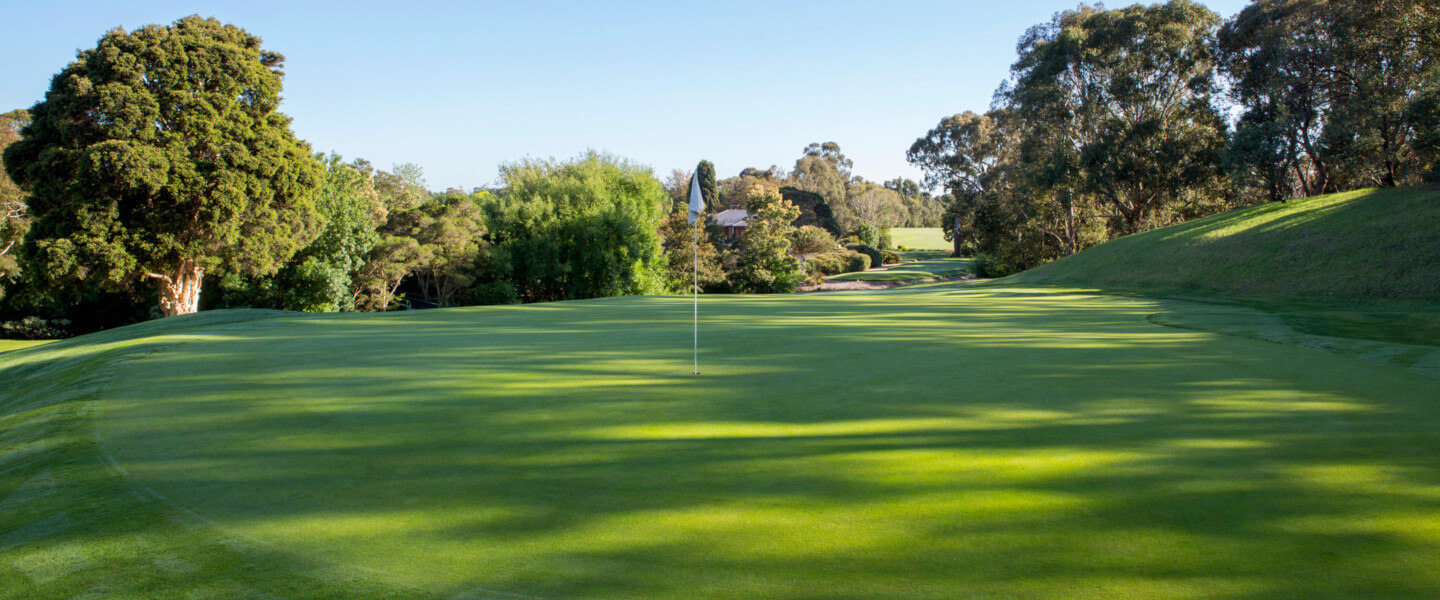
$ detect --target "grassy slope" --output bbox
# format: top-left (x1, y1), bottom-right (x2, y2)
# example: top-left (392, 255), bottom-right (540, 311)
top-left (0, 339), bottom-right (54, 353)
top-left (825, 257), bottom-right (973, 281)
top-left (1009, 186), bottom-right (1440, 300)
top-left (889, 227), bottom-right (950, 250)
top-left (6, 290), bottom-right (1440, 599)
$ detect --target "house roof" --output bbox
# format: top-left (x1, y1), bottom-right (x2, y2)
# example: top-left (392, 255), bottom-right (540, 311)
top-left (714, 209), bottom-right (748, 227)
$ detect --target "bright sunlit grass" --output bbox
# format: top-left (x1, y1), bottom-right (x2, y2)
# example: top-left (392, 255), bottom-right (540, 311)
top-left (3, 287), bottom-right (1439, 598)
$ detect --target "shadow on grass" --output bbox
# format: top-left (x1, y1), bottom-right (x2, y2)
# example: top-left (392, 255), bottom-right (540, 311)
top-left (54, 291), bottom-right (1440, 599)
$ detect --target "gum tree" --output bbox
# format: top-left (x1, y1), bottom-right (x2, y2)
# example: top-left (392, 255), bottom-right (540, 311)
top-left (2, 16), bottom-right (322, 316)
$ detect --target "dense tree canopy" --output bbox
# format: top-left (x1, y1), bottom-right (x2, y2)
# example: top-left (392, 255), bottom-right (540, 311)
top-left (477, 152), bottom-right (667, 303)
top-left (2, 16), bottom-right (323, 316)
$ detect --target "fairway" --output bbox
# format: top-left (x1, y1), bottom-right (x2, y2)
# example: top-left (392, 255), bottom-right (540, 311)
top-left (889, 227), bottom-right (950, 249)
top-left (6, 284), bottom-right (1440, 599)
top-left (825, 257), bottom-right (972, 282)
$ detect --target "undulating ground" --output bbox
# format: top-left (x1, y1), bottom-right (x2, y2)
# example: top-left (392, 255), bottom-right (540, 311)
top-left (825, 257), bottom-right (973, 282)
top-left (3, 285), bottom-right (1440, 599)
top-left (888, 227), bottom-right (950, 250)
top-left (1011, 186), bottom-right (1440, 301)
top-left (0, 339), bottom-right (53, 354)
top-left (3, 187), bottom-right (1439, 599)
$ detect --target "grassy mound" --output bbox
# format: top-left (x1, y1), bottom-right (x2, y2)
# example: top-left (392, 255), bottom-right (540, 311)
top-left (6, 289), bottom-right (1440, 598)
top-left (1009, 187), bottom-right (1440, 300)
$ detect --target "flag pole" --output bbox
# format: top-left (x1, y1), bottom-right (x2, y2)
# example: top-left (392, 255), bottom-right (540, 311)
top-left (693, 216), bottom-right (699, 375)
top-left (687, 170), bottom-right (704, 376)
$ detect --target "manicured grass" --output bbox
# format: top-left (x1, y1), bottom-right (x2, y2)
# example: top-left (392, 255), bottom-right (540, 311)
top-left (889, 227), bottom-right (950, 250)
top-left (825, 257), bottom-right (973, 282)
top-left (0, 339), bottom-right (54, 353)
top-left (4, 289), bottom-right (1440, 599)
top-left (897, 250), bottom-right (950, 261)
top-left (1009, 186), bottom-right (1440, 300)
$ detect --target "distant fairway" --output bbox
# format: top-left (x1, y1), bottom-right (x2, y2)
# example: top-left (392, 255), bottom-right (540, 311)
top-left (825, 257), bottom-right (972, 281)
top-left (5, 285), bottom-right (1440, 599)
top-left (889, 227), bottom-right (949, 249)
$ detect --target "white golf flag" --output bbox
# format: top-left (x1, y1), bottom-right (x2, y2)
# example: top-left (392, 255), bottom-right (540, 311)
top-left (688, 174), bottom-right (704, 224)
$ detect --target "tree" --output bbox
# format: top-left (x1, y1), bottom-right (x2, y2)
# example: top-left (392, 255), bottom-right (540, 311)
top-left (2, 16), bottom-right (323, 316)
top-left (1218, 0), bottom-right (1440, 194)
top-left (396, 195), bottom-right (487, 307)
top-left (731, 190), bottom-right (803, 294)
top-left (1005, 0), bottom-right (1225, 237)
top-left (659, 203), bottom-right (725, 293)
top-left (790, 143), bottom-right (849, 216)
top-left (0, 110), bottom-right (30, 287)
top-left (478, 152), bottom-right (667, 303)
top-left (695, 160), bottom-right (719, 213)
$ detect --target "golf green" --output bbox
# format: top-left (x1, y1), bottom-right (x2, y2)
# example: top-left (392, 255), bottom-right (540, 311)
top-left (54, 285), bottom-right (1440, 598)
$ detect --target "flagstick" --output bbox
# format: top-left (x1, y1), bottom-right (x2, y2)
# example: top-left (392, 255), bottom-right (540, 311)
top-left (693, 217), bottom-right (699, 375)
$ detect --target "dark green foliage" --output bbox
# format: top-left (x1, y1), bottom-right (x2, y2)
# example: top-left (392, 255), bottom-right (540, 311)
top-left (972, 253), bottom-right (1015, 279)
top-left (2, 16), bottom-right (323, 316)
top-left (789, 225), bottom-right (836, 255)
top-left (844, 243), bottom-right (882, 271)
top-left (779, 186), bottom-right (838, 233)
top-left (695, 160), bottom-right (718, 213)
top-left (852, 224), bottom-right (881, 249)
top-left (881, 250), bottom-right (901, 265)
top-left (1218, 0), bottom-right (1440, 194)
top-left (0, 316), bottom-right (69, 339)
top-left (478, 152), bottom-right (666, 303)
top-left (660, 202), bottom-right (726, 293)
top-left (732, 190), bottom-right (803, 293)
top-left (804, 250), bottom-right (870, 276)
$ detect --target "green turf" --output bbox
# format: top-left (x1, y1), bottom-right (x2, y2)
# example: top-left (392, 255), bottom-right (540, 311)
top-left (0, 339), bottom-right (55, 353)
top-left (824, 257), bottom-right (973, 282)
top-left (897, 250), bottom-right (951, 261)
top-left (1009, 186), bottom-right (1440, 300)
top-left (889, 227), bottom-right (950, 250)
top-left (5, 288), bottom-right (1440, 599)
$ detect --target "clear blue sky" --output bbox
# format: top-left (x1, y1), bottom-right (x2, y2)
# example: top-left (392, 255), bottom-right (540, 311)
top-left (1, 0), bottom-right (1250, 191)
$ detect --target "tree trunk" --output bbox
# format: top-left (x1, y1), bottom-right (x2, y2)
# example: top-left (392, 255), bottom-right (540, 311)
top-left (149, 260), bottom-right (204, 317)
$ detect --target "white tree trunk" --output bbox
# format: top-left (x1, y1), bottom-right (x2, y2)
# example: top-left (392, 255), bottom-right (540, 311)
top-left (148, 260), bottom-right (204, 317)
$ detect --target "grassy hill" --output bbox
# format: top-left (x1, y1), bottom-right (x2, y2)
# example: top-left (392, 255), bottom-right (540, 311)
top-left (5, 286), bottom-right (1440, 598)
top-left (1009, 186), bottom-right (1440, 300)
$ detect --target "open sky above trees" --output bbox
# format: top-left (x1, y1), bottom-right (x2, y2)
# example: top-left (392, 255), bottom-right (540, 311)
top-left (0, 0), bottom-right (1249, 191)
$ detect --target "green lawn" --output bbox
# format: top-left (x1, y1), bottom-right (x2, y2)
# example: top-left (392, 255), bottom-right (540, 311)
top-left (0, 339), bottom-right (54, 353)
top-left (889, 227), bottom-right (950, 250)
top-left (825, 257), bottom-right (973, 282)
top-left (5, 287), bottom-right (1440, 599)
top-left (1010, 186), bottom-right (1440, 301)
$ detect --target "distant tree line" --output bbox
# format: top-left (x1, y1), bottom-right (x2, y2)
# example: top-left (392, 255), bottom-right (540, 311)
top-left (908, 0), bottom-right (1440, 274)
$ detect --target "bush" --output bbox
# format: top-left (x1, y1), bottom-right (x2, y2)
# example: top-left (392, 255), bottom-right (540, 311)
top-left (852, 223), bottom-right (881, 248)
top-left (972, 253), bottom-right (1015, 278)
top-left (790, 225), bottom-right (837, 255)
top-left (804, 250), bottom-right (870, 276)
top-left (844, 243), bottom-right (882, 271)
top-left (881, 250), bottom-right (901, 265)
top-left (1, 317), bottom-right (71, 340)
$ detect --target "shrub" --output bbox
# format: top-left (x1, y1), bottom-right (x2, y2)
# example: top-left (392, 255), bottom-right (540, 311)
top-left (853, 223), bottom-right (881, 248)
top-left (972, 253), bottom-right (1015, 278)
top-left (844, 243), bottom-right (882, 271)
top-left (804, 250), bottom-right (870, 276)
top-left (790, 226), bottom-right (837, 255)
top-left (1, 317), bottom-right (71, 340)
top-left (881, 250), bottom-right (901, 265)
